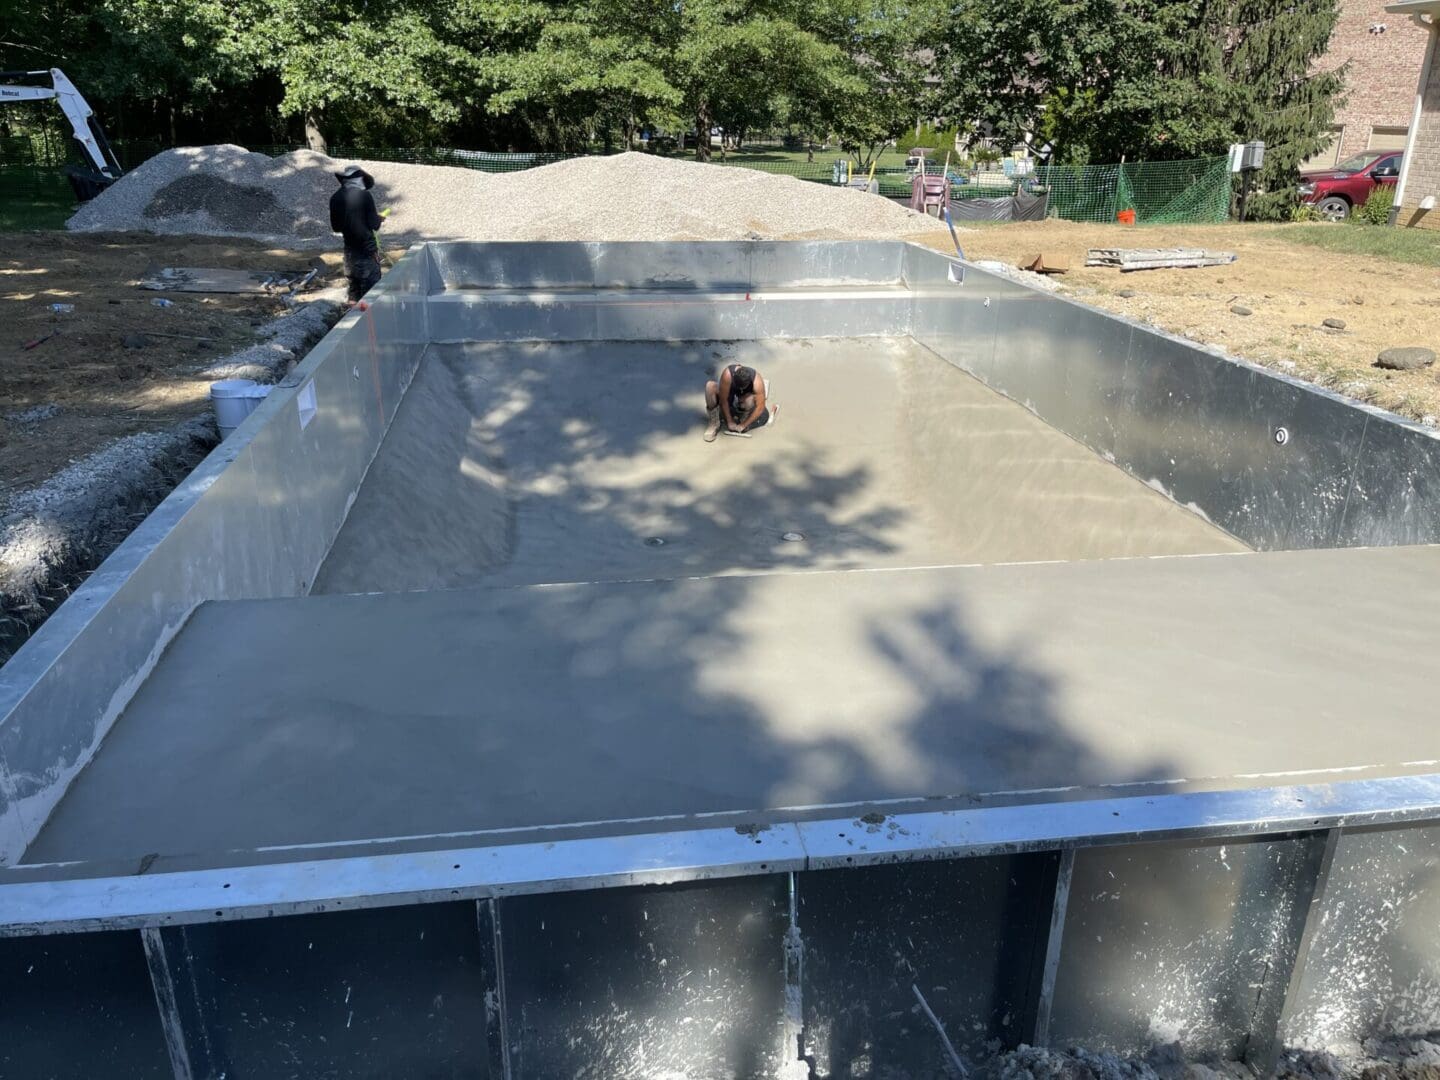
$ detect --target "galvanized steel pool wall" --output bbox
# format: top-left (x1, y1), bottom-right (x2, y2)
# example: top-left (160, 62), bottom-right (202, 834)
top-left (2, 241), bottom-right (1439, 1080)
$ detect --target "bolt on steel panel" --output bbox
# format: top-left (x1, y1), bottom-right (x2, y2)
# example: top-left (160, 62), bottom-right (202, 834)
top-left (0, 928), bottom-right (172, 1078)
top-left (1283, 823), bottom-right (1440, 1050)
top-left (153, 901), bottom-right (490, 1078)
top-left (499, 875), bottom-right (791, 1079)
top-left (799, 853), bottom-right (1059, 1077)
top-left (1048, 834), bottom-right (1327, 1060)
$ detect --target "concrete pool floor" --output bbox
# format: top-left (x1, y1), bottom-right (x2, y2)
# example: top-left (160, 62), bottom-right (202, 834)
top-left (23, 544), bottom-right (1440, 867)
top-left (44, 333), bottom-right (1421, 872)
top-left (311, 337), bottom-right (1245, 595)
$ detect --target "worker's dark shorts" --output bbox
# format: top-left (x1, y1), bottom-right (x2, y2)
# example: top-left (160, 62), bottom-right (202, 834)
top-left (344, 251), bottom-right (382, 302)
top-left (729, 396), bottom-right (771, 430)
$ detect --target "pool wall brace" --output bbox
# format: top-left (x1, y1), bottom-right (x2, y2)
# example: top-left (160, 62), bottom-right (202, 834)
top-left (3, 242), bottom-right (1440, 1079)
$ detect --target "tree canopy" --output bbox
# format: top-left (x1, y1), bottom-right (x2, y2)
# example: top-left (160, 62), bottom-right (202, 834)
top-left (2, 0), bottom-right (1344, 206)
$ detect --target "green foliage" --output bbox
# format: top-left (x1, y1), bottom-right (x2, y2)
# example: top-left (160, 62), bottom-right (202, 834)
top-left (936, 0), bottom-right (1343, 214)
top-left (0, 0), bottom-right (1345, 184)
top-left (909, 124), bottom-right (963, 154)
top-left (1357, 185), bottom-right (1396, 226)
top-left (475, 0), bottom-right (936, 162)
top-left (1290, 202), bottom-right (1322, 223)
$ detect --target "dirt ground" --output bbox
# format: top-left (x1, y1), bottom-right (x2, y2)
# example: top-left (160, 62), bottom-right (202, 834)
top-left (914, 220), bottom-right (1440, 424)
top-left (0, 233), bottom-right (344, 502)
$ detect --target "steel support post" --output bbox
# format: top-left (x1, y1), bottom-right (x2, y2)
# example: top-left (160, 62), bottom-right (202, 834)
top-left (141, 927), bottom-right (214, 1080)
top-left (1031, 847), bottom-right (1075, 1048)
top-left (476, 898), bottom-right (511, 1080)
top-left (1244, 829), bottom-right (1342, 1075)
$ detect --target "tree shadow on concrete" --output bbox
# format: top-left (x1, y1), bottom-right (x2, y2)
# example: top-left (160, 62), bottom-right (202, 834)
top-left (313, 338), bottom-right (912, 593)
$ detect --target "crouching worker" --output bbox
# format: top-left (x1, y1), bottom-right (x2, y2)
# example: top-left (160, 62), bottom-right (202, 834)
top-left (704, 363), bottom-right (777, 442)
top-left (329, 165), bottom-right (383, 304)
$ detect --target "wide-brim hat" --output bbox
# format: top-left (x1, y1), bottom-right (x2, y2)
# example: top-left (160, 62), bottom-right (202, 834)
top-left (334, 165), bottom-right (375, 189)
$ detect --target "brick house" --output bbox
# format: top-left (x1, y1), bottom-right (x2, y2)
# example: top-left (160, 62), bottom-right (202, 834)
top-left (1386, 0), bottom-right (1440, 226)
top-left (1305, 0), bottom-right (1430, 168)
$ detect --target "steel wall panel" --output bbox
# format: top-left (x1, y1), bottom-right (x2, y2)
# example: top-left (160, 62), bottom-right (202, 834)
top-left (1048, 835), bottom-right (1326, 1059)
top-left (1337, 416), bottom-right (1440, 547)
top-left (499, 876), bottom-right (790, 1079)
top-left (1113, 338), bottom-right (1370, 548)
top-left (1005, 296), bottom-right (1135, 460)
top-left (429, 241), bottom-right (597, 291)
top-left (1283, 824), bottom-right (1440, 1049)
top-left (799, 854), bottom-right (1057, 1076)
top-left (0, 929), bottom-right (172, 1078)
top-left (428, 293), bottom-right (910, 343)
top-left (426, 294), bottom-right (601, 342)
top-left (953, 275), bottom-right (1048, 389)
top-left (157, 902), bottom-right (489, 1078)
top-left (749, 240), bottom-right (904, 287)
top-left (896, 245), bottom-right (1436, 552)
top-left (0, 252), bottom-right (428, 863)
top-left (592, 241), bottom-right (753, 290)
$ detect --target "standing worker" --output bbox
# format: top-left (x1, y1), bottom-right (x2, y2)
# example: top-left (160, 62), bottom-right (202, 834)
top-left (329, 165), bottom-right (383, 305)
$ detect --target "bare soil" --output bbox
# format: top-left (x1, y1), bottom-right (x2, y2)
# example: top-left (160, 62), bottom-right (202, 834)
top-left (0, 232), bottom-right (343, 503)
top-left (913, 220), bottom-right (1440, 424)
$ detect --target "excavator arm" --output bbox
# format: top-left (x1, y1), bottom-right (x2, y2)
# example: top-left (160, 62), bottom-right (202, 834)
top-left (0, 68), bottom-right (124, 194)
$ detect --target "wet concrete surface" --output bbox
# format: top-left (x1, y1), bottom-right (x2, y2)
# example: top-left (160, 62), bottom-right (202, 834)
top-left (25, 545), bottom-right (1440, 865)
top-left (311, 338), bottom-right (1244, 595)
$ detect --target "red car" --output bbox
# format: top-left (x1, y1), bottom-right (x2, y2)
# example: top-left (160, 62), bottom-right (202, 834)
top-left (1298, 150), bottom-right (1402, 220)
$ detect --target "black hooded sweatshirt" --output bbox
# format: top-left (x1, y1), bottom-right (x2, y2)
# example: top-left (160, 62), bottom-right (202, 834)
top-left (329, 174), bottom-right (382, 256)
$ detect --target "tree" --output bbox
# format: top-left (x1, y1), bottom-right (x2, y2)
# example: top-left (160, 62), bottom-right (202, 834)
top-left (480, 0), bottom-right (863, 161)
top-left (937, 0), bottom-right (1343, 215)
top-left (223, 0), bottom-right (493, 149)
top-left (795, 0), bottom-right (942, 170)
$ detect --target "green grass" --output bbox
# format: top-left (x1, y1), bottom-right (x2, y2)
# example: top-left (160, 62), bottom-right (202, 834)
top-left (1270, 221), bottom-right (1440, 268)
top-left (0, 169), bottom-right (75, 231)
top-left (0, 193), bottom-right (74, 231)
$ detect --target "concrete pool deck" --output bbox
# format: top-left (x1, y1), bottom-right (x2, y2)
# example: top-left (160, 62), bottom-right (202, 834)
top-left (24, 544), bottom-right (1440, 867)
top-left (311, 337), bottom-right (1245, 595)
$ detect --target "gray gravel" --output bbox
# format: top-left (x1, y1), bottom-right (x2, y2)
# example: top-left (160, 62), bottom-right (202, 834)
top-left (0, 294), bottom-right (342, 667)
top-left (5, 405), bottom-right (60, 425)
top-left (1, 417), bottom-right (217, 665)
top-left (70, 146), bottom-right (939, 246)
top-left (198, 296), bottom-right (342, 382)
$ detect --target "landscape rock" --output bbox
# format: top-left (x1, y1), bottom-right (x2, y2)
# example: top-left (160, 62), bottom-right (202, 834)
top-left (1323, 317), bottom-right (1347, 330)
top-left (1230, 304), bottom-right (1253, 316)
top-left (121, 333), bottom-right (150, 349)
top-left (1118, 289), bottom-right (1138, 298)
top-left (1376, 346), bottom-right (1437, 371)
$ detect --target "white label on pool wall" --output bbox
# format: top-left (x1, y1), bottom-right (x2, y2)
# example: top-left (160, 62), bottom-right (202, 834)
top-left (297, 381), bottom-right (318, 430)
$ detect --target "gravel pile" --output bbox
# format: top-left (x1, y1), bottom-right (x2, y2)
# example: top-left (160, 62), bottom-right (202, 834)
top-left (143, 173), bottom-right (302, 235)
top-left (70, 146), bottom-right (937, 245)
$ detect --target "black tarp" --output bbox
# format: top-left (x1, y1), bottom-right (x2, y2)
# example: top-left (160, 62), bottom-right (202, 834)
top-left (949, 190), bottom-right (1049, 221)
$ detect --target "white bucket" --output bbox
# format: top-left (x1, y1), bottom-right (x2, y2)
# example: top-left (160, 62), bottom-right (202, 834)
top-left (210, 379), bottom-right (273, 439)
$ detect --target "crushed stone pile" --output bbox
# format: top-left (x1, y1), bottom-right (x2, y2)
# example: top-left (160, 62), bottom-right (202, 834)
top-left (69, 146), bottom-right (939, 245)
top-left (142, 173), bottom-right (302, 235)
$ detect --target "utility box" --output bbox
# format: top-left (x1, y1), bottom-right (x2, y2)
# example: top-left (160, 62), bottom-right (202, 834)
top-left (1228, 141), bottom-right (1266, 172)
